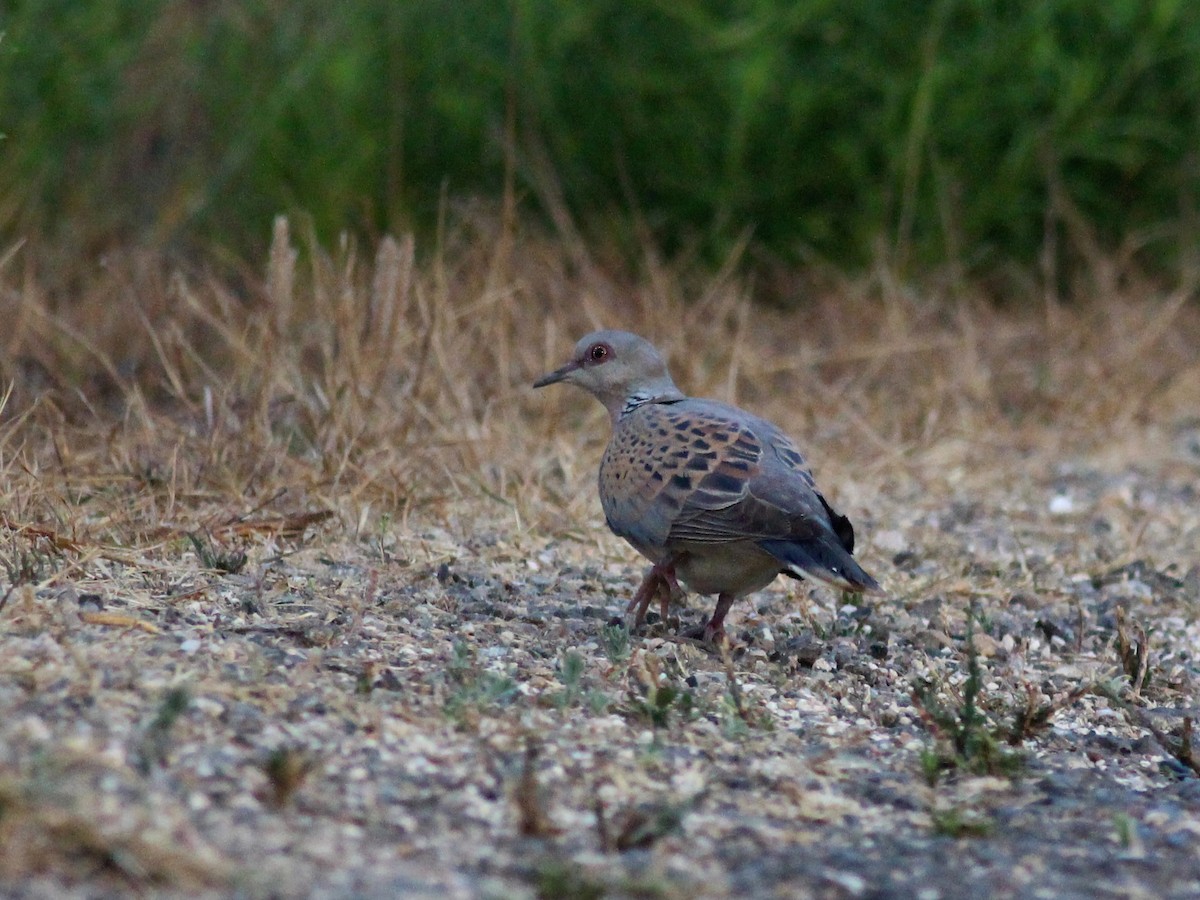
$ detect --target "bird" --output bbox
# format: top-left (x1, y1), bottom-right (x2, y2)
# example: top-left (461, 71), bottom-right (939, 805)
top-left (533, 329), bottom-right (881, 643)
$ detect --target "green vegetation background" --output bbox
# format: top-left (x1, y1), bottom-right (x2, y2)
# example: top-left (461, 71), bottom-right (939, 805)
top-left (2, 0), bottom-right (1198, 282)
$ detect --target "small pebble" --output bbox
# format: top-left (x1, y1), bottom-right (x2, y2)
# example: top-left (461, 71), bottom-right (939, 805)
top-left (1049, 494), bottom-right (1075, 515)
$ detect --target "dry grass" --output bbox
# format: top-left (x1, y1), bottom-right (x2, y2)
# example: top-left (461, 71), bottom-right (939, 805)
top-left (1, 222), bottom-right (1199, 896)
top-left (5, 220), bottom-right (1197, 534)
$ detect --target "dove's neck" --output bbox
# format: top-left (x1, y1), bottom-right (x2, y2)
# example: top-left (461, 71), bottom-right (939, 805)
top-left (611, 381), bottom-right (685, 424)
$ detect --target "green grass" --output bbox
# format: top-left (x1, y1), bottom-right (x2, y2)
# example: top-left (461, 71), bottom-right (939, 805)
top-left (600, 623), bottom-right (631, 667)
top-left (3, 0), bottom-right (1200, 287)
top-left (930, 806), bottom-right (994, 839)
top-left (186, 532), bottom-right (249, 575)
top-left (443, 641), bottom-right (521, 723)
top-left (134, 686), bottom-right (191, 775)
top-left (914, 609), bottom-right (1024, 783)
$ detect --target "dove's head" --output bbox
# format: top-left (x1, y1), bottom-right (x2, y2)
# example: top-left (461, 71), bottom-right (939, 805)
top-left (533, 329), bottom-right (683, 420)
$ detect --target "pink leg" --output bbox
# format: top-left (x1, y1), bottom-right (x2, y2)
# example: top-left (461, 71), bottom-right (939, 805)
top-left (626, 561), bottom-right (677, 626)
top-left (702, 593), bottom-right (736, 644)
top-left (660, 568), bottom-right (683, 621)
top-left (625, 570), bottom-right (662, 624)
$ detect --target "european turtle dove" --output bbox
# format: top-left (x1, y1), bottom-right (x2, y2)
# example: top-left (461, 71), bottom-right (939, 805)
top-left (534, 330), bottom-right (881, 643)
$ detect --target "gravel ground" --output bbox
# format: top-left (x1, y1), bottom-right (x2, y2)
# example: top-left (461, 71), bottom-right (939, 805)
top-left (2, 418), bottom-right (1198, 899)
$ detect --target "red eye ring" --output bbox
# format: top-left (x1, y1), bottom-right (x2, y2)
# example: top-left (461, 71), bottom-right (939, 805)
top-left (589, 343), bottom-right (609, 361)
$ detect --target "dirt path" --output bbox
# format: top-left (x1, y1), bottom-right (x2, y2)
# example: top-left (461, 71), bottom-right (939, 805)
top-left (2, 430), bottom-right (1197, 898)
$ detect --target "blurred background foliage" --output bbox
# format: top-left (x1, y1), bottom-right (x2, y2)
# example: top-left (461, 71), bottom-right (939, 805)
top-left (2, 0), bottom-right (1199, 289)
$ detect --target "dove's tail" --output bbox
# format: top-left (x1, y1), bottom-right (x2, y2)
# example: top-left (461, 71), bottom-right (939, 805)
top-left (759, 537), bottom-right (882, 595)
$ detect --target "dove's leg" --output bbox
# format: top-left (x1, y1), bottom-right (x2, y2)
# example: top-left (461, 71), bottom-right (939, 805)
top-left (702, 593), bottom-right (736, 643)
top-left (627, 561), bottom-right (678, 626)
top-left (661, 568), bottom-right (684, 621)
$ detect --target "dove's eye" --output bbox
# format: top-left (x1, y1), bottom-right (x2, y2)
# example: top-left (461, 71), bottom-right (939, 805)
top-left (589, 343), bottom-right (609, 362)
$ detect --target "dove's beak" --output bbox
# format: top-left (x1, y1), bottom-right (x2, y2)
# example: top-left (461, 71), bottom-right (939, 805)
top-left (532, 360), bottom-right (580, 388)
